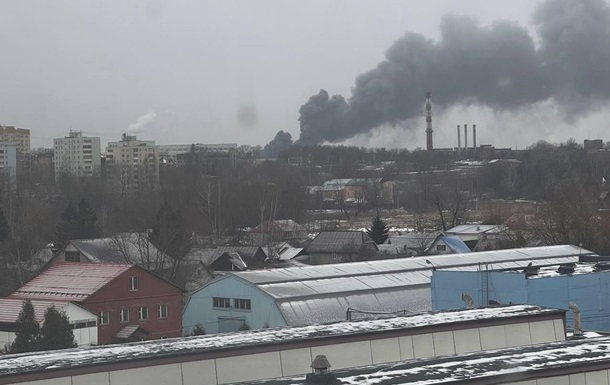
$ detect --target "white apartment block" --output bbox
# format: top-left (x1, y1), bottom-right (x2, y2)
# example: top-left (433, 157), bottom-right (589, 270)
top-left (0, 125), bottom-right (30, 154)
top-left (106, 134), bottom-right (159, 195)
top-left (53, 131), bottom-right (101, 181)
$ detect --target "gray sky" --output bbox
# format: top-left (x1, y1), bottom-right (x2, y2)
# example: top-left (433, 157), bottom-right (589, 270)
top-left (4, 0), bottom-right (593, 150)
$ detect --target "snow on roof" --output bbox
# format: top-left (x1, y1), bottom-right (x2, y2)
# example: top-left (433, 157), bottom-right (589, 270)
top-left (278, 247), bottom-right (304, 261)
top-left (233, 245), bottom-right (591, 285)
top-left (0, 299), bottom-right (71, 324)
top-left (249, 337), bottom-right (610, 385)
top-left (9, 263), bottom-right (133, 302)
top-left (307, 231), bottom-right (374, 253)
top-left (445, 224), bottom-right (505, 235)
top-left (383, 232), bottom-right (436, 249)
top-left (0, 305), bottom-right (563, 377)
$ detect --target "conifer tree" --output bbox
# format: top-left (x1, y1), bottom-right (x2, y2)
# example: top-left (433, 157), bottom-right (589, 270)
top-left (150, 201), bottom-right (192, 261)
top-left (366, 212), bottom-right (390, 244)
top-left (39, 306), bottom-right (77, 351)
top-left (9, 300), bottom-right (39, 353)
top-left (55, 199), bottom-right (101, 252)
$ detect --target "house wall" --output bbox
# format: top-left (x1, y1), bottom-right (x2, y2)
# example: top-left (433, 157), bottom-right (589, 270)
top-left (183, 276), bottom-right (287, 335)
top-left (432, 270), bottom-right (610, 331)
top-left (85, 267), bottom-right (183, 344)
top-left (4, 317), bottom-right (566, 385)
top-left (428, 238), bottom-right (453, 255)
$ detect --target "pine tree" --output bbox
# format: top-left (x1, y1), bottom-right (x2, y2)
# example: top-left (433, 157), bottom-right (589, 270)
top-left (39, 306), bottom-right (77, 351)
top-left (150, 202), bottom-right (192, 261)
top-left (75, 199), bottom-right (101, 239)
top-left (0, 207), bottom-right (10, 242)
top-left (55, 201), bottom-right (78, 251)
top-left (9, 300), bottom-right (40, 353)
top-left (366, 212), bottom-right (390, 244)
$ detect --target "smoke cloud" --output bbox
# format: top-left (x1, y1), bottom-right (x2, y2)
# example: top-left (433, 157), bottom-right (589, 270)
top-left (297, 0), bottom-right (610, 145)
top-left (127, 109), bottom-right (157, 134)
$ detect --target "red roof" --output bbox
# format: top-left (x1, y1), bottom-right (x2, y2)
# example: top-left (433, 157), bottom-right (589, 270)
top-left (10, 263), bottom-right (133, 302)
top-left (0, 298), bottom-right (71, 323)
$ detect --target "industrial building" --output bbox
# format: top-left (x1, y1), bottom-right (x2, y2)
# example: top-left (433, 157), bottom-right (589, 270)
top-left (431, 260), bottom-right (610, 332)
top-left (53, 130), bottom-right (101, 180)
top-left (183, 245), bottom-right (590, 334)
top-left (0, 305), bottom-right (566, 385)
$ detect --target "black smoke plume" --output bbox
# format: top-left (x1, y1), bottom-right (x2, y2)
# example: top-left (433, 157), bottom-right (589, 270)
top-left (296, 0), bottom-right (610, 145)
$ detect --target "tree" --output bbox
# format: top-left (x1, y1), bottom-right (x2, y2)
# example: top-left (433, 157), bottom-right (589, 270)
top-left (239, 320), bottom-right (251, 331)
top-left (9, 300), bottom-right (39, 353)
top-left (39, 306), bottom-right (77, 351)
top-left (150, 202), bottom-right (193, 279)
top-left (190, 323), bottom-right (206, 336)
top-left (55, 199), bottom-right (101, 251)
top-left (366, 212), bottom-right (389, 244)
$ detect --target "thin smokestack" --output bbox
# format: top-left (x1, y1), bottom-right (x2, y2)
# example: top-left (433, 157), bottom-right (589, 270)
top-left (464, 124), bottom-right (468, 150)
top-left (457, 125), bottom-right (461, 151)
top-left (473, 124), bottom-right (477, 150)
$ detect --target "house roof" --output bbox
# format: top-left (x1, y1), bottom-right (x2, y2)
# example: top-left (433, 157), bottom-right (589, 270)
top-left (214, 252), bottom-right (247, 270)
top-left (114, 325), bottom-right (148, 340)
top-left (213, 246), bottom-right (263, 260)
top-left (307, 231), bottom-right (375, 253)
top-left (213, 245), bottom-right (590, 325)
top-left (438, 235), bottom-right (472, 253)
top-left (445, 224), bottom-right (504, 235)
top-left (9, 263), bottom-right (134, 302)
top-left (384, 232), bottom-right (436, 249)
top-left (0, 299), bottom-right (72, 324)
top-left (278, 247), bottom-right (305, 261)
top-left (250, 219), bottom-right (306, 234)
top-left (65, 233), bottom-right (171, 267)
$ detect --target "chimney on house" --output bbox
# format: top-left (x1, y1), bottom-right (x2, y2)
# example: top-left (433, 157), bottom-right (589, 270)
top-left (464, 124), bottom-right (468, 150)
top-left (473, 124), bottom-right (477, 151)
top-left (457, 125), bottom-right (461, 151)
top-left (569, 302), bottom-right (583, 337)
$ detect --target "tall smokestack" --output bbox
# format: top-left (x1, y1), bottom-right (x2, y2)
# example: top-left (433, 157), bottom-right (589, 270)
top-left (425, 92), bottom-right (433, 151)
top-left (464, 124), bottom-right (468, 150)
top-left (457, 125), bottom-right (461, 151)
top-left (473, 124), bottom-right (477, 150)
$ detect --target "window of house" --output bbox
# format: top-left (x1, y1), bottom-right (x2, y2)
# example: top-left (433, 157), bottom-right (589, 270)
top-left (65, 251), bottom-right (80, 262)
top-left (129, 276), bottom-right (139, 291)
top-left (100, 310), bottom-right (109, 325)
top-left (139, 306), bottom-right (148, 320)
top-left (158, 304), bottom-right (168, 319)
top-left (233, 298), bottom-right (251, 310)
top-left (213, 297), bottom-right (231, 308)
top-left (120, 308), bottom-right (129, 323)
top-left (436, 244), bottom-right (447, 252)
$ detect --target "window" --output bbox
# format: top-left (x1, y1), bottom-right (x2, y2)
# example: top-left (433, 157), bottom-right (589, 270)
top-left (100, 311), bottom-right (109, 325)
top-left (234, 298), bottom-right (251, 310)
top-left (213, 297), bottom-right (231, 308)
top-left (120, 308), bottom-right (129, 323)
top-left (139, 306), bottom-right (148, 320)
top-left (158, 304), bottom-right (168, 319)
top-left (65, 251), bottom-right (80, 262)
top-left (129, 276), bottom-right (139, 291)
top-left (436, 244), bottom-right (447, 252)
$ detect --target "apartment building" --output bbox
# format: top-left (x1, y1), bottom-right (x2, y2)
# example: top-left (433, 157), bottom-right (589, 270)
top-left (53, 131), bottom-right (101, 181)
top-left (0, 125), bottom-right (30, 154)
top-left (158, 143), bottom-right (237, 171)
top-left (0, 142), bottom-right (17, 181)
top-left (106, 134), bottom-right (159, 195)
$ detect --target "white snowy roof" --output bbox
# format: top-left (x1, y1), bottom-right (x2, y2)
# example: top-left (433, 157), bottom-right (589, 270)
top-left (250, 337), bottom-right (610, 385)
top-left (0, 305), bottom-right (564, 378)
top-left (216, 245), bottom-right (588, 325)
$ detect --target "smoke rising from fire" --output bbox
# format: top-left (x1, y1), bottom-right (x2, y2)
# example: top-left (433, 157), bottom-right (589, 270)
top-left (296, 0), bottom-right (610, 145)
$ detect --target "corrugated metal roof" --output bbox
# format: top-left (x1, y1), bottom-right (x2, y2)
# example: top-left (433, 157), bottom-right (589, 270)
top-left (235, 245), bottom-right (591, 285)
top-left (10, 263), bottom-right (133, 302)
top-left (225, 245), bottom-right (588, 325)
top-left (445, 224), bottom-right (504, 234)
top-left (114, 325), bottom-right (146, 339)
top-left (0, 299), bottom-right (71, 323)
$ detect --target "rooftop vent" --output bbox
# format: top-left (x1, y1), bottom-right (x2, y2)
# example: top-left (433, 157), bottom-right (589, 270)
top-left (558, 263), bottom-right (576, 275)
top-left (524, 262), bottom-right (539, 276)
top-left (306, 355), bottom-right (338, 384)
top-left (595, 262), bottom-right (610, 272)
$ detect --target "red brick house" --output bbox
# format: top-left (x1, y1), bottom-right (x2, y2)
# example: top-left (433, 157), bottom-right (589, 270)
top-left (9, 263), bottom-right (183, 345)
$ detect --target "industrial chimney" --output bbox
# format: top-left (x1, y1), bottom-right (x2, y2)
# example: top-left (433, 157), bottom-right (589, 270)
top-left (464, 124), bottom-right (468, 150)
top-left (473, 124), bottom-right (477, 151)
top-left (425, 92), bottom-right (433, 151)
top-left (457, 125), bottom-right (461, 151)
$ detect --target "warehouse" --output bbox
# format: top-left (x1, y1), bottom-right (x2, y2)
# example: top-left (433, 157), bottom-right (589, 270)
top-left (183, 244), bottom-right (589, 333)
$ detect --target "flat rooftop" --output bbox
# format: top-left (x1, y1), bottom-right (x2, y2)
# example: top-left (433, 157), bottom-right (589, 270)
top-left (0, 305), bottom-right (562, 378)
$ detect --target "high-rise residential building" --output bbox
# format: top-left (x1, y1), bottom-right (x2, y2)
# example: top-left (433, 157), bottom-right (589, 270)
top-left (157, 143), bottom-right (237, 170)
top-left (53, 131), bottom-right (101, 181)
top-left (0, 142), bottom-right (17, 182)
top-left (105, 134), bottom-right (159, 195)
top-left (0, 125), bottom-right (30, 154)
